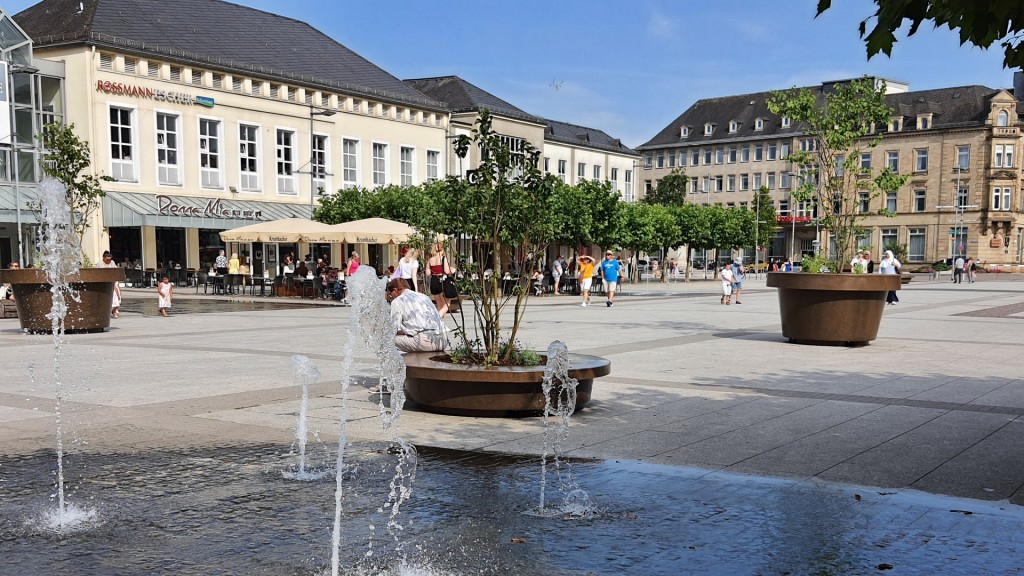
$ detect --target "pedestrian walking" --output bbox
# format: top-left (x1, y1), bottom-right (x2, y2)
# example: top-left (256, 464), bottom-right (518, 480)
top-left (720, 263), bottom-right (735, 304)
top-left (577, 254), bottom-right (595, 307)
top-left (953, 255), bottom-right (965, 284)
top-left (965, 257), bottom-right (976, 283)
top-left (600, 250), bottom-right (623, 307)
top-left (730, 259), bottom-right (745, 303)
top-left (551, 255), bottom-right (563, 295)
top-left (879, 250), bottom-right (901, 304)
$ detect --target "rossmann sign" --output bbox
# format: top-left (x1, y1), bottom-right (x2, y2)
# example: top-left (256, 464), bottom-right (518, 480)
top-left (96, 81), bottom-right (214, 108)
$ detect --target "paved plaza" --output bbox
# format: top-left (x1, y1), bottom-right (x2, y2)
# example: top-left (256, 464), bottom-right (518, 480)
top-left (3, 273), bottom-right (1024, 574)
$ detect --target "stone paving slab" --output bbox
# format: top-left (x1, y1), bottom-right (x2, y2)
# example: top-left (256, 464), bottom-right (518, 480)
top-left (2, 274), bottom-right (1024, 513)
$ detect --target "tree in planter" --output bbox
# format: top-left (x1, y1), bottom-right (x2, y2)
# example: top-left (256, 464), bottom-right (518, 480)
top-left (39, 122), bottom-right (113, 259)
top-left (767, 76), bottom-right (909, 273)
top-left (436, 110), bottom-right (557, 366)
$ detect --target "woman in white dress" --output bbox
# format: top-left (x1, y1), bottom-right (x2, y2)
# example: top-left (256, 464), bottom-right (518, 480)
top-left (878, 250), bottom-right (901, 305)
top-left (398, 248), bottom-right (420, 292)
top-left (720, 263), bottom-right (735, 305)
top-left (99, 250), bottom-right (122, 318)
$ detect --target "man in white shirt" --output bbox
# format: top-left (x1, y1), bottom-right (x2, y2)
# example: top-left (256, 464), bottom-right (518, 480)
top-left (387, 278), bottom-right (448, 353)
top-left (953, 256), bottom-right (965, 284)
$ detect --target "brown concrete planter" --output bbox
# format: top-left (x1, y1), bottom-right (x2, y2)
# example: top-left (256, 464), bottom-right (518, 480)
top-left (766, 272), bottom-right (901, 346)
top-left (403, 352), bottom-right (611, 417)
top-left (0, 268), bottom-right (126, 333)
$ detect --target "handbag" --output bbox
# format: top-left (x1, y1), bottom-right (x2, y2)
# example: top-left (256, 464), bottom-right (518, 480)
top-left (442, 276), bottom-right (458, 299)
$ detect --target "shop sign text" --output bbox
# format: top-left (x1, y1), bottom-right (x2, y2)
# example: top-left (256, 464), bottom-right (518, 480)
top-left (96, 81), bottom-right (215, 108)
top-left (157, 195), bottom-right (262, 220)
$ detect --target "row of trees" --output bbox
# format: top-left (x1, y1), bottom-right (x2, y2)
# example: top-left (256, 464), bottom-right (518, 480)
top-left (314, 168), bottom-right (777, 281)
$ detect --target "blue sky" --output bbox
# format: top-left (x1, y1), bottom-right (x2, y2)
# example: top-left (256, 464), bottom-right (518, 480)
top-left (5, 0), bottom-right (1014, 148)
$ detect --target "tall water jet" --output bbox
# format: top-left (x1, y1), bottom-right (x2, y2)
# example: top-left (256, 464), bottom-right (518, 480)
top-left (533, 341), bottom-right (597, 518)
top-left (284, 354), bottom-right (328, 481)
top-left (36, 178), bottom-right (97, 532)
top-left (332, 265), bottom-right (415, 575)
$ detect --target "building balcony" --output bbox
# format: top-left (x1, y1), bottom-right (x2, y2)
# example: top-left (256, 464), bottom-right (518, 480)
top-left (992, 126), bottom-right (1019, 137)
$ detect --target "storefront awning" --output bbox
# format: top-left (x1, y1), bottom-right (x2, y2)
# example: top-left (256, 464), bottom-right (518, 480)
top-left (0, 183), bottom-right (40, 224)
top-left (102, 191), bottom-right (312, 229)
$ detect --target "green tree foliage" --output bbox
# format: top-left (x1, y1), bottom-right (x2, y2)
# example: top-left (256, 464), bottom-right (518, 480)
top-left (436, 110), bottom-right (558, 366)
top-left (768, 76), bottom-right (909, 272)
top-left (752, 186), bottom-right (778, 259)
top-left (39, 122), bottom-right (113, 248)
top-left (643, 169), bottom-right (689, 207)
top-left (818, 0), bottom-right (1024, 69)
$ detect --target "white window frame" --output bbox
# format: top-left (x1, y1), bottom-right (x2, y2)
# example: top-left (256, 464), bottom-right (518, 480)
top-left (611, 167), bottom-right (619, 192)
top-left (557, 159), bottom-right (567, 182)
top-left (886, 191), bottom-right (897, 213)
top-left (198, 116), bottom-right (223, 189)
top-left (624, 169), bottom-right (633, 202)
top-left (993, 187), bottom-right (1012, 211)
top-left (108, 104), bottom-right (138, 183)
top-left (276, 128), bottom-right (297, 195)
top-left (956, 145), bottom-right (970, 170)
top-left (399, 145), bottom-right (415, 186)
top-left (728, 120), bottom-right (738, 133)
top-left (593, 165), bottom-right (602, 180)
top-left (915, 148), bottom-right (928, 172)
top-left (426, 149), bottom-right (440, 183)
top-left (238, 122), bottom-right (261, 192)
top-left (913, 189), bottom-right (926, 212)
top-left (372, 141), bottom-right (389, 187)
top-left (155, 110), bottom-right (182, 186)
top-left (312, 132), bottom-right (330, 195)
top-left (886, 150), bottom-right (899, 172)
top-left (342, 138), bottom-right (360, 189)
top-left (995, 143), bottom-right (1015, 168)
top-left (754, 118), bottom-right (764, 131)
top-left (704, 123), bottom-right (714, 135)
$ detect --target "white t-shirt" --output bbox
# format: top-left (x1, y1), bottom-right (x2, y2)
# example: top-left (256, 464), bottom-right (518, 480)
top-left (720, 267), bottom-right (735, 286)
top-left (398, 258), bottom-right (419, 280)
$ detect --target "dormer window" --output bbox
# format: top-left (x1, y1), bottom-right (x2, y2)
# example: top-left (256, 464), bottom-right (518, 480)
top-left (781, 117), bottom-right (791, 128)
top-left (754, 118), bottom-right (764, 131)
top-left (728, 120), bottom-right (739, 133)
top-left (889, 117), bottom-right (902, 132)
top-left (680, 126), bottom-right (690, 138)
top-left (917, 114), bottom-right (932, 130)
top-left (704, 123), bottom-right (715, 135)
top-left (998, 110), bottom-right (1009, 126)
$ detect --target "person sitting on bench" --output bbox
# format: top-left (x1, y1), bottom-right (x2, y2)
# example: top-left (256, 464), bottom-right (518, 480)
top-left (386, 278), bottom-right (448, 353)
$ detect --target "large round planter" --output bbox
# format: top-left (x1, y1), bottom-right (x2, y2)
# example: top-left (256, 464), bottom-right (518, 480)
top-left (0, 268), bottom-right (126, 333)
top-left (402, 352), bottom-right (611, 417)
top-left (766, 272), bottom-right (901, 346)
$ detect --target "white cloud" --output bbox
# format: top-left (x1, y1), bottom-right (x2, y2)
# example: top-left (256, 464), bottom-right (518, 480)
top-left (646, 9), bottom-right (676, 41)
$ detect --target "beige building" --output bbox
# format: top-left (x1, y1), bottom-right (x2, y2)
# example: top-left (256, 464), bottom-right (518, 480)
top-left (16, 0), bottom-right (449, 273)
top-left (638, 77), bottom-right (1024, 267)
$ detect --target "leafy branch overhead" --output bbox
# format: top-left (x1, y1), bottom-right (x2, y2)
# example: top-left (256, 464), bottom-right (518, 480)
top-left (817, 0), bottom-right (1024, 69)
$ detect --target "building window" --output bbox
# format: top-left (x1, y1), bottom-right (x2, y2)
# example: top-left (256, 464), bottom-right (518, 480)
top-left (703, 149), bottom-right (712, 165)
top-left (680, 126), bottom-right (689, 138)
top-left (212, 73), bottom-right (223, 89)
top-left (372, 143), bottom-right (388, 186)
top-left (858, 192), bottom-right (870, 213)
top-left (577, 162), bottom-right (586, 181)
top-left (239, 124), bottom-right (260, 191)
top-left (426, 150), bottom-right (440, 182)
top-left (754, 144), bottom-right (763, 162)
top-left (148, 62), bottom-right (159, 78)
top-left (715, 148), bottom-right (724, 164)
top-left (993, 187), bottom-right (1012, 211)
top-left (269, 84), bottom-right (280, 98)
top-left (729, 120), bottom-right (738, 133)
top-left (913, 189), bottom-right (926, 212)
top-left (704, 123), bottom-right (714, 135)
top-left (886, 151), bottom-right (899, 172)
top-left (998, 110), bottom-right (1009, 126)
top-left (644, 154), bottom-right (652, 168)
top-left (714, 175), bottom-right (723, 192)
top-left (557, 159), bottom-right (567, 181)
top-left (740, 173), bottom-right (749, 191)
top-left (908, 228), bottom-right (926, 261)
top-left (800, 138), bottom-right (817, 152)
top-left (889, 117), bottom-right (902, 132)
top-left (780, 172), bottom-right (791, 189)
top-left (917, 115), bottom-right (930, 130)
top-left (779, 199), bottom-right (789, 215)
top-left (886, 191), bottom-right (897, 213)
top-left (312, 134), bottom-right (328, 193)
top-left (915, 148), bottom-right (928, 172)
top-left (288, 87), bottom-right (297, 102)
top-left (728, 147), bottom-right (737, 163)
top-left (99, 53), bottom-right (113, 69)
top-left (624, 170), bottom-right (633, 202)
top-left (678, 152), bottom-right (686, 167)
top-left (740, 146), bottom-right (749, 163)
top-left (755, 118), bottom-right (764, 130)
top-left (276, 129), bottom-right (296, 194)
top-left (109, 106), bottom-right (136, 182)
top-left (767, 143), bottom-right (777, 161)
top-left (155, 112), bottom-right (180, 185)
top-left (667, 153), bottom-right (675, 168)
top-left (860, 152), bottom-right (872, 171)
top-left (956, 145), bottom-right (970, 170)
top-left (124, 58), bottom-right (137, 74)
top-left (191, 70), bottom-right (202, 85)
top-left (702, 176), bottom-right (710, 192)
top-left (691, 150), bottom-right (700, 166)
top-left (752, 173), bottom-right (762, 189)
top-left (767, 172), bottom-right (776, 190)
top-left (995, 144), bottom-right (1015, 168)
top-left (593, 165), bottom-right (602, 180)
top-left (881, 228), bottom-right (898, 250)
top-left (342, 138), bottom-right (359, 188)
top-left (656, 153), bottom-right (664, 169)
top-left (232, 78), bottom-right (242, 92)
top-left (199, 118), bottom-right (221, 189)
top-left (957, 186), bottom-right (969, 208)
top-left (835, 155), bottom-right (845, 177)
top-left (400, 146), bottom-right (414, 186)
top-left (781, 117), bottom-right (791, 128)
top-left (780, 142), bottom-right (790, 157)
top-left (727, 175), bottom-right (735, 192)
top-left (169, 66), bottom-right (181, 82)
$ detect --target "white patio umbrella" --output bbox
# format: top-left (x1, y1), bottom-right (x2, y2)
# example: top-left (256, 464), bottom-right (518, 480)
top-left (218, 218), bottom-right (336, 243)
top-left (308, 217), bottom-right (439, 244)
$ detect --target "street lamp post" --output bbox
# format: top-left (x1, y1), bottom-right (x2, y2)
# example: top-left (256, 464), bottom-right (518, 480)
top-left (308, 105), bottom-right (336, 219)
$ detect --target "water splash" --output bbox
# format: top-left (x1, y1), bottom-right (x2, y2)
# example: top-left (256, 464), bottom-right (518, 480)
top-left (331, 266), bottom-right (416, 575)
top-left (529, 341), bottom-right (598, 519)
top-left (34, 178), bottom-right (98, 533)
top-left (283, 355), bottom-right (328, 481)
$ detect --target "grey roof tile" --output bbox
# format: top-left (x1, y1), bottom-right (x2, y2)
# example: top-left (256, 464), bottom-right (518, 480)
top-left (543, 118), bottom-right (637, 155)
top-left (15, 0), bottom-right (442, 109)
top-left (404, 75), bottom-right (541, 123)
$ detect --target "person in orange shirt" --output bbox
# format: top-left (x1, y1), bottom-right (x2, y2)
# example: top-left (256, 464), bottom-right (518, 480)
top-left (577, 254), bottom-right (595, 307)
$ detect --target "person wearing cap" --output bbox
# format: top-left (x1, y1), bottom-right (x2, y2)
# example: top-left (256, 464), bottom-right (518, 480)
top-left (576, 254), bottom-right (595, 307)
top-left (600, 250), bottom-right (623, 307)
top-left (730, 258), bottom-right (745, 304)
